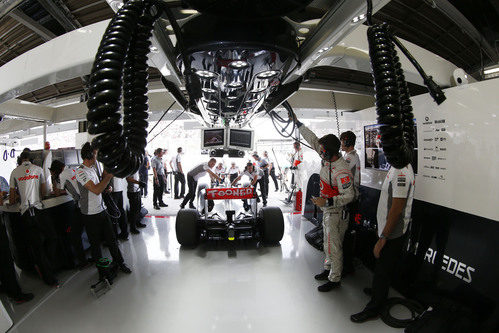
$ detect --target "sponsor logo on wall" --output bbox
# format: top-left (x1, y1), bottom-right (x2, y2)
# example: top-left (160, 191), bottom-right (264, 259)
top-left (420, 116), bottom-right (448, 182)
top-left (424, 247), bottom-right (475, 283)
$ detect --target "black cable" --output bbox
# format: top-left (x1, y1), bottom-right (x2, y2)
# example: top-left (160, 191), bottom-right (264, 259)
top-left (366, 0), bottom-right (373, 26)
top-left (391, 36), bottom-right (446, 105)
top-left (380, 297), bottom-right (425, 328)
top-left (148, 109), bottom-right (186, 144)
top-left (87, 0), bottom-right (160, 178)
top-left (148, 101), bottom-right (176, 134)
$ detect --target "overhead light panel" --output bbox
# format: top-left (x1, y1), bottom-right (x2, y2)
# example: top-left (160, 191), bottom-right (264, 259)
top-left (180, 9), bottom-right (198, 15)
top-left (483, 66), bottom-right (499, 75)
top-left (351, 14), bottom-right (365, 23)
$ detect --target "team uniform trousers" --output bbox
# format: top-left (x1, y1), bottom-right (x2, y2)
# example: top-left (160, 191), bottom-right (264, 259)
top-left (127, 191), bottom-right (142, 230)
top-left (366, 234), bottom-right (406, 310)
top-left (153, 175), bottom-right (165, 206)
top-left (229, 173), bottom-right (238, 184)
top-left (322, 208), bottom-right (349, 282)
top-left (0, 219), bottom-right (23, 296)
top-left (20, 209), bottom-right (58, 285)
top-left (181, 175), bottom-right (198, 206)
top-left (68, 206), bottom-right (87, 265)
top-left (174, 172), bottom-right (185, 198)
top-left (270, 168), bottom-right (278, 191)
top-left (81, 211), bottom-right (124, 264)
top-left (110, 191), bottom-right (128, 236)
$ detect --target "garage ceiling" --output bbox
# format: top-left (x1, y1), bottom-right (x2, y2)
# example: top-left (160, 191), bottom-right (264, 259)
top-left (0, 0), bottom-right (497, 104)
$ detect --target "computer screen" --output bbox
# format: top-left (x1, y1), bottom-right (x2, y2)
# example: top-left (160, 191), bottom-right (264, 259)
top-left (364, 122), bottom-right (418, 173)
top-left (63, 149), bottom-right (79, 166)
top-left (229, 129), bottom-right (253, 149)
top-left (202, 128), bottom-right (225, 148)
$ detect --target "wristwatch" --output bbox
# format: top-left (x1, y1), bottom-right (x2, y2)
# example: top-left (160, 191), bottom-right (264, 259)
top-left (379, 234), bottom-right (388, 240)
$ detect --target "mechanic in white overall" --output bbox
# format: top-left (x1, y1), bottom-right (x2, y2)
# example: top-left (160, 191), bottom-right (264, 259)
top-left (293, 114), bottom-right (355, 292)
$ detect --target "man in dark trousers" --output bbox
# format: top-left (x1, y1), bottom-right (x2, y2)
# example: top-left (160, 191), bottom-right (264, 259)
top-left (351, 164), bottom-right (415, 323)
top-left (151, 148), bottom-right (167, 210)
top-left (9, 151), bottom-right (59, 287)
top-left (110, 177), bottom-right (128, 240)
top-left (170, 147), bottom-right (185, 199)
top-left (0, 215), bottom-right (34, 303)
top-left (75, 142), bottom-right (132, 274)
top-left (139, 154), bottom-right (150, 198)
top-left (180, 158), bottom-right (221, 209)
top-left (126, 170), bottom-right (146, 234)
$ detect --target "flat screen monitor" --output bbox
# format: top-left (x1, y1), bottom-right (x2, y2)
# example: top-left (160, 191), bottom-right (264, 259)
top-left (364, 122), bottom-right (418, 173)
top-left (228, 128), bottom-right (254, 150)
top-left (29, 150), bottom-right (44, 168)
top-left (202, 128), bottom-right (225, 149)
top-left (51, 150), bottom-right (64, 163)
top-left (63, 149), bottom-right (79, 166)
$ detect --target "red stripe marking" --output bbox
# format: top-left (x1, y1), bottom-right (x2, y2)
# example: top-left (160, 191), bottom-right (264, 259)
top-left (292, 212), bottom-right (302, 215)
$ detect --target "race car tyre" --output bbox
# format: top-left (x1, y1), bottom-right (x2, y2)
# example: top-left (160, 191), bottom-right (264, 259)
top-left (259, 207), bottom-right (285, 244)
top-left (176, 209), bottom-right (200, 247)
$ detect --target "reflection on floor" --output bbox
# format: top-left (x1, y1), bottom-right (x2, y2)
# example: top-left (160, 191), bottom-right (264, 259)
top-left (3, 196), bottom-right (404, 332)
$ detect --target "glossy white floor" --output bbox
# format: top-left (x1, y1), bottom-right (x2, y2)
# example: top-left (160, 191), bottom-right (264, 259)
top-left (3, 195), bottom-right (403, 333)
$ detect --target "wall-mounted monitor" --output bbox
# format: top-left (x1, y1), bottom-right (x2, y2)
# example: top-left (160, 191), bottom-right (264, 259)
top-left (202, 128), bottom-right (225, 149)
top-left (228, 128), bottom-right (254, 150)
top-left (63, 149), bottom-right (79, 166)
top-left (364, 122), bottom-right (418, 173)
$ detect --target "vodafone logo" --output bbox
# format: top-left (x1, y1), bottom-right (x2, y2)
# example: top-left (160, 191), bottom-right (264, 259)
top-left (18, 175), bottom-right (39, 181)
top-left (206, 188), bottom-right (254, 200)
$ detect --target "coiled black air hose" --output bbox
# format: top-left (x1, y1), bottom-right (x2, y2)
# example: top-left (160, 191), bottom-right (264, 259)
top-left (87, 0), bottom-right (160, 178)
top-left (367, 23), bottom-right (415, 169)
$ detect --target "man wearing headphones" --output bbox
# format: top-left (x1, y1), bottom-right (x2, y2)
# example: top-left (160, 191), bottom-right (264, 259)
top-left (76, 142), bottom-right (132, 274)
top-left (340, 131), bottom-right (361, 274)
top-left (292, 114), bottom-right (355, 292)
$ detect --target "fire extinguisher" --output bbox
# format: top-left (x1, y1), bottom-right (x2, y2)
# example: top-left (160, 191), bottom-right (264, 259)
top-left (295, 189), bottom-right (302, 212)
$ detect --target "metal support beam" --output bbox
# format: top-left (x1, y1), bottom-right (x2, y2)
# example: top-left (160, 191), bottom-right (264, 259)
top-left (9, 8), bottom-right (56, 41)
top-left (37, 0), bottom-right (82, 31)
top-left (0, 0), bottom-right (24, 21)
top-left (283, 0), bottom-right (390, 84)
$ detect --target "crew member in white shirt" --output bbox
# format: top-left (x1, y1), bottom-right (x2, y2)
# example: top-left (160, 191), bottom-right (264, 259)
top-left (170, 147), bottom-right (185, 199)
top-left (9, 150), bottom-right (59, 286)
top-left (75, 142), bottom-right (131, 274)
top-left (126, 171), bottom-right (146, 234)
top-left (49, 160), bottom-right (88, 269)
top-left (180, 158), bottom-right (221, 209)
top-left (351, 164), bottom-right (415, 323)
top-left (231, 162), bottom-right (267, 209)
top-left (228, 162), bottom-right (240, 184)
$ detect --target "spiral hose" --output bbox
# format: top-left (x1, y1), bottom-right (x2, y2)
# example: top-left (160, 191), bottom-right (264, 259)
top-left (87, 0), bottom-right (159, 177)
top-left (367, 23), bottom-right (415, 169)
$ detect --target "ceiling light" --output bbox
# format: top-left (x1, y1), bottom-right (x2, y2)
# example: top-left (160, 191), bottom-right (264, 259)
top-left (227, 82), bottom-right (243, 88)
top-left (483, 66), bottom-right (499, 75)
top-left (202, 88), bottom-right (217, 94)
top-left (352, 14), bottom-right (365, 23)
top-left (196, 70), bottom-right (218, 79)
top-left (298, 27), bottom-right (310, 34)
top-left (256, 70), bottom-right (279, 79)
top-left (229, 60), bottom-right (249, 69)
top-left (180, 9), bottom-right (198, 15)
